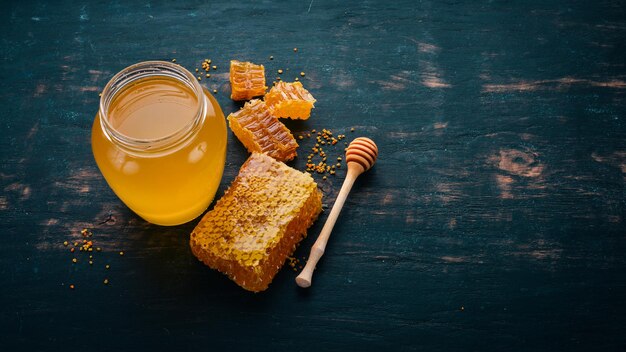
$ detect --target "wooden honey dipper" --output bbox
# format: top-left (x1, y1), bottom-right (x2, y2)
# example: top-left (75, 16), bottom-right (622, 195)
top-left (296, 137), bottom-right (379, 288)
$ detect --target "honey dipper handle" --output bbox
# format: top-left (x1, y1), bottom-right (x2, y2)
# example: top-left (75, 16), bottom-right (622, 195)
top-left (296, 164), bottom-right (363, 288)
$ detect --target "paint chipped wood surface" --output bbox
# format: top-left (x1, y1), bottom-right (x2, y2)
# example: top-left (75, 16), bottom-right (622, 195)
top-left (1, 0), bottom-right (625, 350)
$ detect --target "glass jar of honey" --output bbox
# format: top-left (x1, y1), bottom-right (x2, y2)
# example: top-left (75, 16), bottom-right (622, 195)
top-left (91, 61), bottom-right (227, 225)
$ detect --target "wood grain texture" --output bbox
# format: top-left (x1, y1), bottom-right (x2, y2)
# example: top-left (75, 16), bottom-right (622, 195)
top-left (1, 0), bottom-right (625, 351)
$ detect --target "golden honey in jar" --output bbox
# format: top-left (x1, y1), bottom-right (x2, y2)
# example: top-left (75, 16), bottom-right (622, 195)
top-left (91, 61), bottom-right (227, 225)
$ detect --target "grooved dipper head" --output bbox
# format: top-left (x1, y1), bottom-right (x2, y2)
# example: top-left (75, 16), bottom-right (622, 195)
top-left (345, 137), bottom-right (378, 173)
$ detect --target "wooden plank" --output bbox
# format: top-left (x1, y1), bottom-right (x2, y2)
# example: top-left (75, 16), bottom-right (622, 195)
top-left (0, 0), bottom-right (625, 350)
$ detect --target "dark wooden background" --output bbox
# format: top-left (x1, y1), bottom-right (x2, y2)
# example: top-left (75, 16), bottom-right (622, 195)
top-left (1, 0), bottom-right (625, 351)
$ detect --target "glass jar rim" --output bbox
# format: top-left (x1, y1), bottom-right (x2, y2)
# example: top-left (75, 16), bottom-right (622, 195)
top-left (98, 60), bottom-right (205, 153)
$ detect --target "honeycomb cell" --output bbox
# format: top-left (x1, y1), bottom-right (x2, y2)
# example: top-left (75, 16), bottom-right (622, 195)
top-left (265, 81), bottom-right (316, 120)
top-left (190, 153), bottom-right (323, 292)
top-left (229, 60), bottom-right (267, 101)
top-left (227, 99), bottom-right (298, 162)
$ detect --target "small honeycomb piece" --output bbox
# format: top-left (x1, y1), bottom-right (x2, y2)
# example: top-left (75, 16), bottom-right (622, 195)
top-left (190, 153), bottom-right (323, 292)
top-left (229, 60), bottom-right (267, 101)
top-left (228, 99), bottom-right (298, 162)
top-left (265, 81), bottom-right (316, 120)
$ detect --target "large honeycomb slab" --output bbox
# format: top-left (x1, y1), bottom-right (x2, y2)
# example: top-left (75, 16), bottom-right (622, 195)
top-left (190, 153), bottom-right (323, 292)
top-left (227, 99), bottom-right (298, 162)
